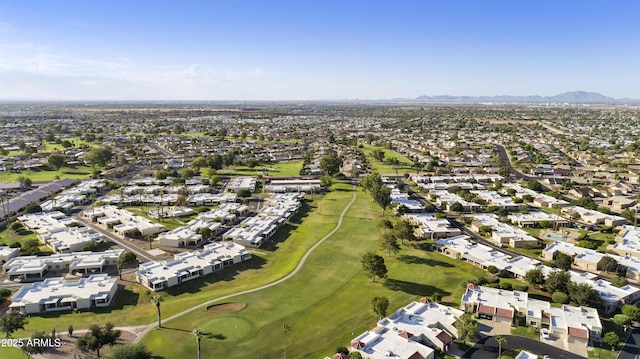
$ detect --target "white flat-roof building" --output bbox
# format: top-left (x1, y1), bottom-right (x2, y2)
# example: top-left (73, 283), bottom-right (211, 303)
top-left (18, 211), bottom-right (101, 253)
top-left (264, 179), bottom-right (321, 193)
top-left (562, 206), bottom-right (627, 227)
top-left (468, 214), bottom-right (539, 248)
top-left (223, 216), bottom-right (280, 248)
top-left (226, 176), bottom-right (256, 193)
top-left (461, 285), bottom-right (602, 348)
top-left (3, 249), bottom-right (124, 281)
top-left (404, 213), bottom-right (462, 239)
top-left (199, 203), bottom-right (248, 223)
top-left (502, 183), bottom-right (569, 208)
top-left (157, 218), bottom-right (222, 248)
top-left (136, 242), bottom-right (251, 291)
top-left (84, 205), bottom-right (165, 237)
top-left (350, 299), bottom-right (465, 359)
top-left (508, 211), bottom-right (569, 228)
top-left (9, 274), bottom-right (118, 314)
top-left (470, 190), bottom-right (519, 210)
top-left (0, 246), bottom-right (19, 265)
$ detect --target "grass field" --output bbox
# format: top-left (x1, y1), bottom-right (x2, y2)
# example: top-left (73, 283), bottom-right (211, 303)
top-left (0, 166), bottom-right (94, 182)
top-left (139, 185), bottom-right (487, 358)
top-left (219, 161), bottom-right (303, 177)
top-left (361, 144), bottom-right (415, 174)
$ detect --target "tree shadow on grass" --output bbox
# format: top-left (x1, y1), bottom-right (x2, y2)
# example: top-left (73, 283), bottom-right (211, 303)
top-left (397, 254), bottom-right (454, 268)
top-left (164, 255), bottom-right (267, 295)
top-left (384, 278), bottom-right (451, 297)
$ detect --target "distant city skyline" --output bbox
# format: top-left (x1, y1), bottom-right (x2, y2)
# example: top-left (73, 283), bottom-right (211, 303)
top-left (1, 1), bottom-right (640, 101)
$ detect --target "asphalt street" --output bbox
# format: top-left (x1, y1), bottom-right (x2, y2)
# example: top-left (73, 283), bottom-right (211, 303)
top-left (462, 335), bottom-right (585, 359)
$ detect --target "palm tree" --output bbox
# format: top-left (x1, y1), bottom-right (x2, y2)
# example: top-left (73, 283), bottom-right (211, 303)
top-left (150, 293), bottom-right (163, 328)
top-left (192, 328), bottom-right (203, 359)
top-left (116, 258), bottom-right (124, 280)
top-left (496, 335), bottom-right (507, 358)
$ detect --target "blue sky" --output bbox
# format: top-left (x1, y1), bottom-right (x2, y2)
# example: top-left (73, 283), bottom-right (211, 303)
top-left (1, 1), bottom-right (639, 101)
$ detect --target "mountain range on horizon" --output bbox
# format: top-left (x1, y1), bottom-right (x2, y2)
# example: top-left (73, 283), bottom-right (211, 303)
top-left (410, 91), bottom-right (638, 104)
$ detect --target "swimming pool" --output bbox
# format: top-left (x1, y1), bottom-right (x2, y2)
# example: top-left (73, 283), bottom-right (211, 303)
top-left (547, 234), bottom-right (567, 241)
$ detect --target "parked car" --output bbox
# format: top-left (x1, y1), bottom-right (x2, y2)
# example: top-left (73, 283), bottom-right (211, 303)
top-left (540, 328), bottom-right (550, 340)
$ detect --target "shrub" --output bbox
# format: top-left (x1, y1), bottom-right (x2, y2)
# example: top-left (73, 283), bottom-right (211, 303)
top-left (552, 291), bottom-right (569, 304)
top-left (512, 283), bottom-right (529, 292)
top-left (499, 281), bottom-right (512, 290)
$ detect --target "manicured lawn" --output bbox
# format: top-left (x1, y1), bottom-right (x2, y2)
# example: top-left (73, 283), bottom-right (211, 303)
top-left (0, 166), bottom-right (95, 182)
top-left (0, 226), bottom-right (41, 247)
top-left (139, 189), bottom-right (487, 358)
top-left (361, 145), bottom-right (416, 174)
top-left (510, 325), bottom-right (540, 340)
top-left (220, 161), bottom-right (303, 177)
top-left (43, 137), bottom-right (99, 152)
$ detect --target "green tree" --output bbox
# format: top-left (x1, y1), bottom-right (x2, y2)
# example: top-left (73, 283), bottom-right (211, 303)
top-left (361, 252), bottom-right (388, 282)
top-left (17, 175), bottom-right (32, 189)
top-left (181, 168), bottom-right (195, 179)
top-left (567, 281), bottom-right (601, 308)
top-left (76, 322), bottom-right (121, 358)
top-left (622, 304), bottom-right (640, 322)
top-left (393, 220), bottom-right (416, 244)
top-left (372, 184), bottom-right (391, 215)
top-left (0, 311), bottom-right (28, 337)
top-left (545, 270), bottom-right (571, 294)
top-left (21, 330), bottom-right (49, 356)
top-left (103, 343), bottom-right (152, 359)
top-left (191, 156), bottom-right (207, 171)
top-left (47, 153), bottom-right (66, 171)
top-left (380, 232), bottom-right (400, 257)
top-left (371, 296), bottom-right (389, 320)
top-left (524, 268), bottom-right (544, 288)
top-left (553, 252), bottom-right (573, 271)
top-left (611, 275), bottom-right (628, 288)
top-left (319, 151), bottom-right (343, 176)
top-left (454, 313), bottom-right (479, 345)
top-left (597, 256), bottom-right (618, 272)
top-left (150, 294), bottom-right (164, 328)
top-left (551, 291), bottom-right (569, 304)
top-left (614, 314), bottom-right (631, 327)
top-left (371, 148), bottom-right (385, 162)
top-left (378, 218), bottom-right (394, 234)
top-left (604, 331), bottom-right (619, 349)
top-left (320, 175), bottom-right (333, 190)
top-left (348, 352), bottom-right (363, 359)
top-left (450, 202), bottom-right (464, 212)
top-left (154, 169), bottom-right (168, 180)
top-left (85, 147), bottom-right (114, 167)
top-left (82, 242), bottom-right (98, 251)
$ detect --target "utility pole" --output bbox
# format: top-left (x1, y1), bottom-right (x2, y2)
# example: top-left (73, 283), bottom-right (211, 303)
top-left (283, 324), bottom-right (290, 359)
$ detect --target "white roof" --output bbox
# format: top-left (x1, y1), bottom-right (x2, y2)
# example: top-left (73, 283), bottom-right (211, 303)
top-left (10, 274), bottom-right (116, 306)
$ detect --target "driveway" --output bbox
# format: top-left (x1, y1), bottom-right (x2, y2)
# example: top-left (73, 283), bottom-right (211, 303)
top-left (618, 327), bottom-right (640, 359)
top-left (463, 335), bottom-right (585, 359)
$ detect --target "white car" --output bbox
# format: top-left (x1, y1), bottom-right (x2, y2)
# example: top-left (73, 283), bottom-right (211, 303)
top-left (540, 328), bottom-right (550, 340)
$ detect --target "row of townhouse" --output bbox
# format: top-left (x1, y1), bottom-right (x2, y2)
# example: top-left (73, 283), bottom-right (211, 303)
top-left (467, 213), bottom-right (540, 248)
top-left (390, 189), bottom-right (425, 213)
top-left (263, 179), bottom-right (321, 193)
top-left (410, 174), bottom-right (503, 185)
top-left (543, 239), bottom-right (640, 284)
top-left (155, 203), bottom-right (250, 248)
top-left (349, 299), bottom-right (463, 359)
top-left (501, 183), bottom-right (571, 208)
top-left (608, 225), bottom-right (640, 258)
top-left (561, 206), bottom-right (627, 227)
top-left (98, 192), bottom-right (237, 207)
top-left (435, 235), bottom-right (640, 314)
top-left (136, 242), bottom-right (251, 291)
top-left (402, 213), bottom-right (461, 240)
top-left (469, 190), bottom-right (519, 211)
top-left (222, 193), bottom-right (302, 248)
top-left (3, 249), bottom-right (124, 282)
top-left (429, 190), bottom-right (483, 212)
top-left (507, 211), bottom-right (569, 228)
top-left (18, 211), bottom-right (103, 253)
top-left (41, 179), bottom-right (108, 213)
top-left (83, 205), bottom-right (165, 238)
top-left (9, 274), bottom-right (118, 314)
top-left (461, 285), bottom-right (602, 349)
top-left (226, 176), bottom-right (257, 193)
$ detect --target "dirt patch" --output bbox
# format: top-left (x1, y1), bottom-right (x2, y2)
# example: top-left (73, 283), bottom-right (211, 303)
top-left (206, 302), bottom-right (246, 312)
top-left (41, 330), bottom-right (136, 359)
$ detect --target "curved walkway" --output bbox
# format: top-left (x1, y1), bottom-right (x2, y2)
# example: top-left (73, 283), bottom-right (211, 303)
top-left (133, 185), bottom-right (357, 342)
